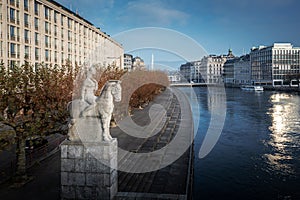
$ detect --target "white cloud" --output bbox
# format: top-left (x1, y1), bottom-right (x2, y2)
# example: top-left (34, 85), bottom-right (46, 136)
top-left (118, 0), bottom-right (189, 26)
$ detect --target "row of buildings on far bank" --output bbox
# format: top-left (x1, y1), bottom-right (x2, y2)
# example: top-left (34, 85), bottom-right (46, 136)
top-left (178, 43), bottom-right (300, 87)
top-left (0, 0), bottom-right (146, 71)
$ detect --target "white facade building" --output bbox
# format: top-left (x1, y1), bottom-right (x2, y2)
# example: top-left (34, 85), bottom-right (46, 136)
top-left (250, 43), bottom-right (300, 86)
top-left (0, 0), bottom-right (123, 69)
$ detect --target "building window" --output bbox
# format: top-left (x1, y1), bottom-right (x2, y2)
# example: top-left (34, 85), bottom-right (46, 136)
top-left (54, 38), bottom-right (57, 49)
top-left (0, 42), bottom-right (2, 57)
top-left (24, 29), bottom-right (29, 43)
top-left (61, 15), bottom-right (64, 26)
top-left (68, 42), bottom-right (71, 52)
top-left (54, 11), bottom-right (57, 23)
top-left (24, 13), bottom-right (29, 27)
top-left (54, 51), bottom-right (58, 62)
top-left (10, 8), bottom-right (15, 22)
top-left (45, 22), bottom-right (50, 34)
top-left (34, 1), bottom-right (39, 15)
top-left (24, 0), bottom-right (29, 11)
top-left (35, 47), bottom-right (39, 60)
top-left (45, 49), bottom-right (49, 61)
top-left (34, 17), bottom-right (39, 30)
top-left (68, 30), bottom-right (71, 40)
top-left (44, 6), bottom-right (50, 20)
top-left (54, 25), bottom-right (57, 36)
top-left (68, 18), bottom-right (72, 29)
top-left (10, 43), bottom-right (16, 57)
top-left (45, 35), bottom-right (50, 48)
top-left (10, 25), bottom-right (15, 39)
top-left (25, 45), bottom-right (29, 59)
top-left (35, 32), bottom-right (39, 45)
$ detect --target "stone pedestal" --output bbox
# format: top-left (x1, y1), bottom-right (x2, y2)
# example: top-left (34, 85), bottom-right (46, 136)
top-left (60, 139), bottom-right (118, 200)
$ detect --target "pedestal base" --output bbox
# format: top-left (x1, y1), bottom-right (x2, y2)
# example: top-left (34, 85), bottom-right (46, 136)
top-left (60, 139), bottom-right (118, 200)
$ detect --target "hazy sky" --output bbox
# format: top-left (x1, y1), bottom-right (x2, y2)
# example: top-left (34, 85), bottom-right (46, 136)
top-left (56, 0), bottom-right (300, 67)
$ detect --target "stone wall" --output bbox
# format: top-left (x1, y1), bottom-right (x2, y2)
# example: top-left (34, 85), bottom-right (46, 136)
top-left (61, 139), bottom-right (118, 200)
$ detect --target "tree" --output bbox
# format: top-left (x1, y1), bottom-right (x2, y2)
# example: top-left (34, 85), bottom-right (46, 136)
top-left (0, 62), bottom-right (77, 185)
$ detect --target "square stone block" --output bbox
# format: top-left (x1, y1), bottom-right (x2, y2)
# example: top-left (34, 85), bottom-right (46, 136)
top-left (68, 144), bottom-right (84, 159)
top-left (61, 172), bottom-right (68, 185)
top-left (86, 173), bottom-right (103, 186)
top-left (68, 172), bottom-right (85, 186)
top-left (76, 186), bottom-right (96, 199)
top-left (61, 144), bottom-right (68, 159)
top-left (61, 186), bottom-right (75, 199)
top-left (74, 159), bottom-right (85, 172)
top-left (103, 169), bottom-right (118, 187)
top-left (61, 158), bottom-right (75, 172)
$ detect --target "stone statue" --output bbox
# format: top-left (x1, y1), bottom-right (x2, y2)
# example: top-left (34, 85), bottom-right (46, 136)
top-left (67, 66), bottom-right (122, 142)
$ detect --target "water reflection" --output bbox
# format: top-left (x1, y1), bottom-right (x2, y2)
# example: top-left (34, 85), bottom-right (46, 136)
top-left (265, 93), bottom-right (300, 176)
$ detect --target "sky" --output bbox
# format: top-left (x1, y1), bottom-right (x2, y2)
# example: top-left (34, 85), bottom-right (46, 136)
top-left (56, 0), bottom-right (300, 69)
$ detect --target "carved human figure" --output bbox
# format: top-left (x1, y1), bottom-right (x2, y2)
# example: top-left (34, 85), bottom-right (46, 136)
top-left (67, 66), bottom-right (98, 141)
top-left (81, 66), bottom-right (98, 105)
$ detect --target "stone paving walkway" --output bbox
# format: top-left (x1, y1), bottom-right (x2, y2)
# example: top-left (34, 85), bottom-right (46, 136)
top-left (112, 88), bottom-right (194, 199)
top-left (0, 87), bottom-right (193, 200)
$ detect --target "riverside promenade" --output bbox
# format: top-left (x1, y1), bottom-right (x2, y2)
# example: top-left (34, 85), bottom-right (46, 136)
top-left (0, 87), bottom-right (194, 200)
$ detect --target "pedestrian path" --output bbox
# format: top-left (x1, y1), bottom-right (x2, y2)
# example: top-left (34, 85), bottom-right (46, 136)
top-left (112, 87), bottom-right (194, 200)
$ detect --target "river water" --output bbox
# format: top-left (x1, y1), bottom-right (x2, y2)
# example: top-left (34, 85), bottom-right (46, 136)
top-left (180, 87), bottom-right (300, 200)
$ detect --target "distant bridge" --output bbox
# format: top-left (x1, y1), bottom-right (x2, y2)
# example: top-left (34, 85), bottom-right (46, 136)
top-left (170, 82), bottom-right (220, 87)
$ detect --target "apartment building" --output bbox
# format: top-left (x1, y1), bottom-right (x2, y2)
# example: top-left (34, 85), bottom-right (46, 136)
top-left (179, 62), bottom-right (194, 82)
top-left (123, 53), bottom-right (132, 71)
top-left (234, 54), bottom-right (251, 85)
top-left (250, 43), bottom-right (300, 86)
top-left (0, 0), bottom-right (123, 69)
top-left (132, 56), bottom-right (145, 70)
top-left (180, 49), bottom-right (235, 84)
